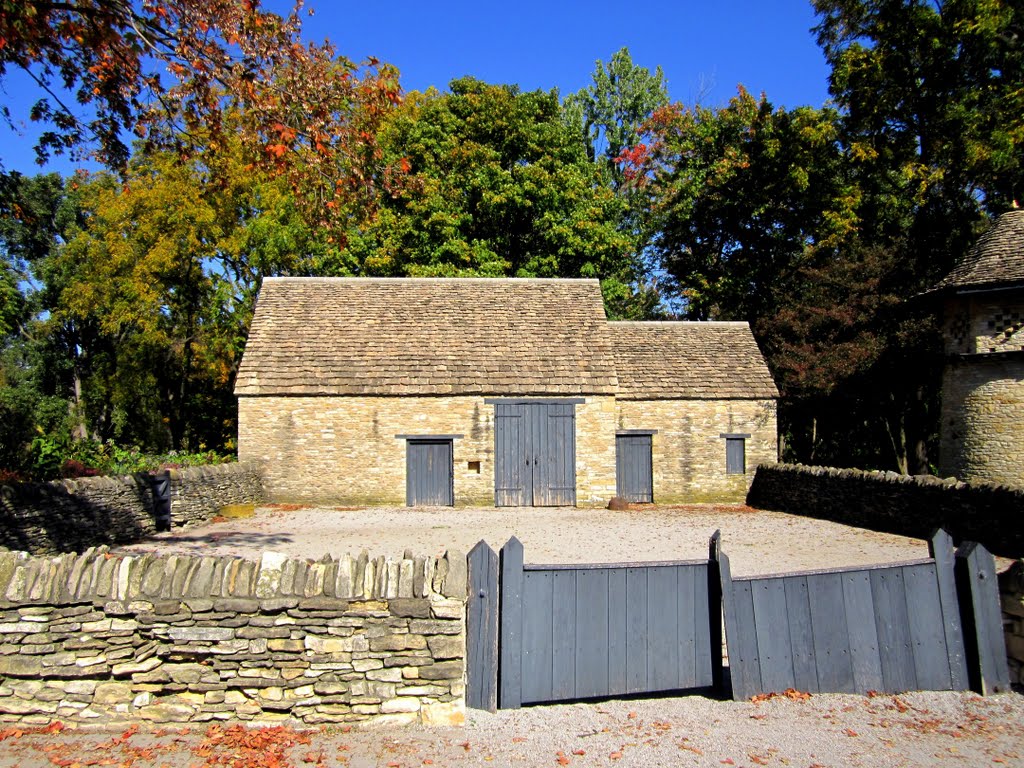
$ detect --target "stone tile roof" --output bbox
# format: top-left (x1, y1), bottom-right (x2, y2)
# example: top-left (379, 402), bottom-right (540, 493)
top-left (934, 209), bottom-right (1024, 291)
top-left (235, 278), bottom-right (619, 396)
top-left (608, 321), bottom-right (779, 400)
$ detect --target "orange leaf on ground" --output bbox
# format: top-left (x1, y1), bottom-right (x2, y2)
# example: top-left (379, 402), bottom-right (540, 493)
top-left (610, 752), bottom-right (623, 760)
top-left (572, 749), bottom-right (585, 755)
top-left (844, 728), bottom-right (859, 737)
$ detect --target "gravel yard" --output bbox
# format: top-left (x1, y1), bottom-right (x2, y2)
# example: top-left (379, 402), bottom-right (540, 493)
top-left (0, 689), bottom-right (1021, 767)
top-left (115, 504), bottom-right (934, 577)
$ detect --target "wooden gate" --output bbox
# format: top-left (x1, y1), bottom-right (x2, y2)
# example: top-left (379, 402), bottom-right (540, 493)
top-left (719, 529), bottom-right (1010, 699)
top-left (466, 535), bottom-right (723, 711)
top-left (405, 439), bottom-right (453, 506)
top-left (494, 402), bottom-right (576, 506)
top-left (616, 433), bottom-right (653, 503)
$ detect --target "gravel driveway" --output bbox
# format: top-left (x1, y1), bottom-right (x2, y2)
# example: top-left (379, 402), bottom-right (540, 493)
top-left (0, 689), bottom-right (1021, 767)
top-left (116, 504), bottom-right (934, 577)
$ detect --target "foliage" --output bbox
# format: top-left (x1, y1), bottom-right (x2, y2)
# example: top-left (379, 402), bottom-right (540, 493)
top-left (565, 47), bottom-right (669, 186)
top-left (627, 87), bottom-right (858, 320)
top-left (0, 0), bottom-right (403, 235)
top-left (346, 78), bottom-right (638, 301)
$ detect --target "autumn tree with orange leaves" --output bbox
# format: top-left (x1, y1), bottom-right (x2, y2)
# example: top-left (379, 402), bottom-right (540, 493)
top-left (0, 0), bottom-right (402, 232)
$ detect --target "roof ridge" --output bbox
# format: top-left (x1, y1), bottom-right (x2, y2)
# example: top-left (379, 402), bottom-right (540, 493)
top-left (261, 276), bottom-right (601, 284)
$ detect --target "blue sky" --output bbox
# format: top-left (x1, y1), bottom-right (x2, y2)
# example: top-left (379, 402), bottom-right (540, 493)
top-left (0, 0), bottom-right (832, 176)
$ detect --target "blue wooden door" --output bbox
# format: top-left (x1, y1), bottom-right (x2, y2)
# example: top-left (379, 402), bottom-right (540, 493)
top-left (494, 403), bottom-right (575, 506)
top-left (406, 440), bottom-right (453, 506)
top-left (616, 434), bottom-right (653, 503)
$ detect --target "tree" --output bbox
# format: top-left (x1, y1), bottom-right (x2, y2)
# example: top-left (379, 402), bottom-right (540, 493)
top-left (346, 78), bottom-right (638, 310)
top-left (627, 88), bottom-right (858, 320)
top-left (814, 0), bottom-right (1023, 272)
top-left (564, 47), bottom-right (669, 186)
top-left (0, 0), bottom-right (402, 234)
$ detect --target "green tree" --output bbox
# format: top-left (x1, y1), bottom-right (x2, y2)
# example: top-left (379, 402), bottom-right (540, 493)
top-left (347, 78), bottom-right (637, 309)
top-left (565, 47), bottom-right (669, 186)
top-left (630, 88), bottom-right (858, 320)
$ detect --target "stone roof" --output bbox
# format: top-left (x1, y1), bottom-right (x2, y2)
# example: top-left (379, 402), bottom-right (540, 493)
top-left (934, 209), bottom-right (1024, 291)
top-left (235, 278), bottom-right (619, 397)
top-left (608, 321), bottom-right (779, 400)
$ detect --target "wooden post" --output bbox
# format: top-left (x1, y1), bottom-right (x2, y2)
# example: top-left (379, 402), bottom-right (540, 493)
top-left (466, 540), bottom-right (499, 712)
top-left (499, 536), bottom-right (524, 709)
top-left (955, 541), bottom-right (1011, 694)
top-left (928, 529), bottom-right (968, 690)
top-left (708, 530), bottom-right (724, 695)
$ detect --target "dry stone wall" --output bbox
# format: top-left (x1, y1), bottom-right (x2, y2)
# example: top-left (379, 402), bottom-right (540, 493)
top-left (0, 547), bottom-right (467, 727)
top-left (0, 464), bottom-right (263, 556)
top-left (1000, 561), bottom-right (1024, 685)
top-left (747, 463), bottom-right (1024, 559)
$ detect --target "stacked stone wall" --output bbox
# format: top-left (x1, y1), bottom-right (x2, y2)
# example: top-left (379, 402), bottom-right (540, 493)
top-left (0, 464), bottom-right (263, 556)
top-left (747, 463), bottom-right (1024, 559)
top-left (0, 547), bottom-right (467, 727)
top-left (1000, 561), bottom-right (1024, 685)
top-left (615, 399), bottom-right (776, 503)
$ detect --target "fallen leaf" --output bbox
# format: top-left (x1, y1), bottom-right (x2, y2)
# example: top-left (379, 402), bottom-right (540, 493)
top-left (556, 754), bottom-right (570, 766)
top-left (721, 760), bottom-right (735, 766)
top-left (844, 728), bottom-right (859, 737)
top-left (573, 749), bottom-right (586, 756)
top-left (627, 712), bottom-right (638, 719)
top-left (610, 752), bottom-right (623, 760)
top-left (750, 713), bottom-right (768, 720)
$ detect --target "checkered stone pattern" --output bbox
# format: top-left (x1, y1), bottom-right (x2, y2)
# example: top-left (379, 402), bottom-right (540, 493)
top-left (985, 310), bottom-right (1024, 352)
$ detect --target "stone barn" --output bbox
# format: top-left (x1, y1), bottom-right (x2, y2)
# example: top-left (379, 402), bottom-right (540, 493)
top-left (235, 277), bottom-right (778, 506)
top-left (933, 209), bottom-right (1024, 487)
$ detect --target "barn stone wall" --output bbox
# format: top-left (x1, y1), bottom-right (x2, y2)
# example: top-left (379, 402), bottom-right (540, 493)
top-left (938, 355), bottom-right (1024, 488)
top-left (238, 395), bottom-right (619, 506)
top-left (615, 399), bottom-right (777, 503)
top-left (0, 547), bottom-right (467, 727)
top-left (0, 464), bottom-right (263, 556)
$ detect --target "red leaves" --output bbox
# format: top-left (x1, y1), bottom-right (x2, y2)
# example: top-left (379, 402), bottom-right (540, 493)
top-left (751, 688), bottom-right (812, 704)
top-left (192, 724), bottom-right (313, 768)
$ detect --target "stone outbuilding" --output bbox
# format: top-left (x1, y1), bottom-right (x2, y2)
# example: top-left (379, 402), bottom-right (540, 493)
top-left (933, 209), bottom-right (1024, 487)
top-left (235, 277), bottom-right (778, 506)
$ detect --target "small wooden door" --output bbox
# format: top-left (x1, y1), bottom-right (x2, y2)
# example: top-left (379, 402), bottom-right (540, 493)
top-left (494, 403), bottom-right (576, 506)
top-left (406, 440), bottom-right (453, 506)
top-left (616, 434), bottom-right (653, 503)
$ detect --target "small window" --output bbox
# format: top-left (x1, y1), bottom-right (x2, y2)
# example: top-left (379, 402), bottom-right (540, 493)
top-left (725, 437), bottom-right (746, 475)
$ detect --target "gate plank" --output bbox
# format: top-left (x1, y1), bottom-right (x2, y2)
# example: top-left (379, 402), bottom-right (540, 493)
top-left (956, 542), bottom-right (1012, 694)
top-left (807, 573), bottom-right (854, 693)
top-left (841, 570), bottom-right (884, 693)
top-left (730, 579), bottom-right (762, 700)
top-left (625, 568), bottom-right (649, 693)
top-left (903, 562), bottom-right (952, 691)
top-left (871, 567), bottom-right (917, 693)
top-left (607, 568), bottom-right (628, 696)
top-left (783, 576), bottom-right (819, 693)
top-left (648, 566), bottom-right (681, 690)
top-left (707, 532), bottom-right (723, 693)
top-left (929, 530), bottom-right (968, 690)
top-left (575, 569), bottom-right (610, 698)
top-left (751, 578), bottom-right (795, 694)
top-left (499, 537), bottom-right (525, 708)
top-left (467, 541), bottom-right (499, 712)
top-left (551, 570), bottom-right (577, 699)
top-left (677, 565), bottom-right (697, 689)
top-left (521, 570), bottom-right (554, 703)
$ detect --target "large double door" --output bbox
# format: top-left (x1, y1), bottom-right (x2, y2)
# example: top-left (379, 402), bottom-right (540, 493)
top-left (494, 402), bottom-right (576, 506)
